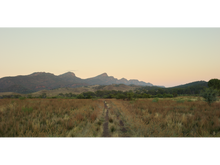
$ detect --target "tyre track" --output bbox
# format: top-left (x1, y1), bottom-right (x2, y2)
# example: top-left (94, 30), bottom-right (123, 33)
top-left (103, 101), bottom-right (131, 140)
top-left (102, 101), bottom-right (110, 137)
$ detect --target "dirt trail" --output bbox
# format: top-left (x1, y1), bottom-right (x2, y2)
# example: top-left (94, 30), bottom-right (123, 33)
top-left (117, 115), bottom-right (131, 140)
top-left (102, 101), bottom-right (110, 137)
top-left (103, 101), bottom-right (131, 140)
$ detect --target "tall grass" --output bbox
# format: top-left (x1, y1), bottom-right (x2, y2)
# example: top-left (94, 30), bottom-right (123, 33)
top-left (0, 99), bottom-right (103, 137)
top-left (111, 98), bottom-right (220, 137)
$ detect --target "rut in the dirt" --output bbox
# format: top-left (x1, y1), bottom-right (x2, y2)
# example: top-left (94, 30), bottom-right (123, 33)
top-left (103, 101), bottom-right (131, 140)
top-left (102, 101), bottom-right (111, 137)
top-left (117, 115), bottom-right (131, 140)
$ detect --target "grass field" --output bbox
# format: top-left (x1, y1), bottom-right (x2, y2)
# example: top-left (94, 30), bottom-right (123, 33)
top-left (109, 97), bottom-right (220, 137)
top-left (0, 99), bottom-right (104, 137)
top-left (0, 97), bottom-right (220, 137)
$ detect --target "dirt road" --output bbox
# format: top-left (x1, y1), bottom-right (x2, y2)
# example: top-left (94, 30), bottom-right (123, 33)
top-left (103, 101), bottom-right (131, 140)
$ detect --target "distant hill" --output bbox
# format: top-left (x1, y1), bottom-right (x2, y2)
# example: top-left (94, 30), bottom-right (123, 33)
top-left (0, 72), bottom-right (153, 94)
top-left (169, 81), bottom-right (208, 89)
top-left (25, 84), bottom-right (141, 97)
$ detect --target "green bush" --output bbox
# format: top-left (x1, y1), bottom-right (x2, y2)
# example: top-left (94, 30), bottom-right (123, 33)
top-left (116, 94), bottom-right (126, 99)
top-left (152, 98), bottom-right (159, 102)
top-left (163, 94), bottom-right (173, 98)
top-left (77, 94), bottom-right (85, 99)
top-left (22, 107), bottom-right (33, 113)
top-left (19, 97), bottom-right (26, 100)
top-left (110, 126), bottom-right (115, 133)
top-left (201, 87), bottom-right (219, 105)
top-left (176, 99), bottom-right (185, 103)
top-left (156, 94), bottom-right (163, 98)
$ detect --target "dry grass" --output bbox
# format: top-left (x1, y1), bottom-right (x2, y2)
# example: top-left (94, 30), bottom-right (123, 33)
top-left (1, 97), bottom-right (220, 137)
top-left (110, 98), bottom-right (220, 137)
top-left (0, 99), bottom-right (103, 137)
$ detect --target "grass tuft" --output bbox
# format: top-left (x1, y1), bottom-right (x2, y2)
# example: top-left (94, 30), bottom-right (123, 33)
top-left (152, 98), bottom-right (159, 103)
top-left (109, 118), bottom-right (113, 123)
top-left (22, 107), bottom-right (33, 113)
top-left (110, 126), bottom-right (115, 133)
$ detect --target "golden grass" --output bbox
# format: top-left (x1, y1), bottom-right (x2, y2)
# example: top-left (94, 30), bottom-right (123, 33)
top-left (1, 97), bottom-right (220, 137)
top-left (0, 99), bottom-right (103, 137)
top-left (109, 98), bottom-right (220, 137)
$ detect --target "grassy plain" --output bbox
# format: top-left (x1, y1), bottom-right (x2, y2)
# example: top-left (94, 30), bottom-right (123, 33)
top-left (0, 97), bottom-right (220, 137)
top-left (0, 99), bottom-right (104, 137)
top-left (108, 97), bottom-right (220, 137)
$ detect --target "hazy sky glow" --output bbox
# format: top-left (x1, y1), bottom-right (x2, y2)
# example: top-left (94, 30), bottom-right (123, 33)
top-left (0, 28), bottom-right (220, 87)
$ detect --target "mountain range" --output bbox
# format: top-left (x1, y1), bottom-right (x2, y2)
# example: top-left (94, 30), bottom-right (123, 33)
top-left (0, 72), bottom-right (156, 94)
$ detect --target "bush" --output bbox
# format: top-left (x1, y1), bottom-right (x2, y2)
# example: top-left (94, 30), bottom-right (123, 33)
top-left (27, 95), bottom-right (32, 98)
top-left (176, 99), bottom-right (184, 103)
top-left (156, 94), bottom-right (163, 98)
top-left (201, 88), bottom-right (219, 105)
top-left (127, 92), bottom-right (134, 100)
top-left (152, 98), bottom-right (159, 102)
top-left (77, 94), bottom-right (85, 99)
top-left (22, 107), bottom-right (33, 113)
top-left (142, 93), bottom-right (151, 98)
top-left (19, 97), bottom-right (26, 100)
top-left (116, 94), bottom-right (126, 100)
top-left (110, 126), bottom-right (115, 133)
top-left (163, 94), bottom-right (173, 98)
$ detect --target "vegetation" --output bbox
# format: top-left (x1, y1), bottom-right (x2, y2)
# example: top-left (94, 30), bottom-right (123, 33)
top-left (201, 88), bottom-right (219, 105)
top-left (108, 98), bottom-right (220, 137)
top-left (0, 99), bottom-right (103, 137)
top-left (208, 79), bottom-right (220, 95)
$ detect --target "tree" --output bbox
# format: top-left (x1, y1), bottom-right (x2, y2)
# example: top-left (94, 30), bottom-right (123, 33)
top-left (58, 93), bottom-right (64, 97)
top-left (116, 93), bottom-right (126, 100)
top-left (77, 94), bottom-right (84, 99)
top-left (208, 79), bottom-right (220, 90)
top-left (27, 94), bottom-right (32, 98)
top-left (40, 93), bottom-right (47, 98)
top-left (200, 87), bottom-right (219, 106)
top-left (127, 92), bottom-right (134, 100)
top-left (208, 79), bottom-right (220, 95)
top-left (86, 94), bottom-right (92, 99)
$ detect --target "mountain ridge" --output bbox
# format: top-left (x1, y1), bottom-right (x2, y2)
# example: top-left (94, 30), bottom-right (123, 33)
top-left (0, 72), bottom-right (154, 93)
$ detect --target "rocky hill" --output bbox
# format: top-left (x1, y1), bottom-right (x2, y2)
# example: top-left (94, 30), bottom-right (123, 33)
top-left (0, 72), bottom-right (153, 94)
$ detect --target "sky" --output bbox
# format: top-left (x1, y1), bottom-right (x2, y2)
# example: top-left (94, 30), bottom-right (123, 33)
top-left (0, 28), bottom-right (220, 87)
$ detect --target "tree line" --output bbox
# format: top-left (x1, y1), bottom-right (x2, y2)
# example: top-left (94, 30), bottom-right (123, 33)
top-left (1, 79), bottom-right (219, 101)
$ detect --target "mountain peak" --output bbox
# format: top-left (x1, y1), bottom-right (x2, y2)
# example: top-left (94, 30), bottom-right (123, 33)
top-left (59, 72), bottom-right (76, 77)
top-left (30, 72), bottom-right (54, 76)
top-left (98, 73), bottom-right (108, 77)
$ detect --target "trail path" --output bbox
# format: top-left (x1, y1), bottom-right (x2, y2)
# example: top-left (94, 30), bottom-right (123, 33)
top-left (117, 111), bottom-right (128, 137)
top-left (102, 101), bottom-right (110, 137)
top-left (103, 101), bottom-right (131, 140)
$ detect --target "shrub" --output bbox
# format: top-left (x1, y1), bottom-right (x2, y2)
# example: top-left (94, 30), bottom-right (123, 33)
top-left (152, 98), bottom-right (159, 102)
top-left (22, 107), bottom-right (33, 113)
top-left (176, 99), bottom-right (184, 103)
top-left (164, 94), bottom-right (173, 98)
top-left (19, 97), bottom-right (26, 100)
top-left (156, 94), bottom-right (163, 98)
top-left (201, 88), bottom-right (219, 105)
top-left (109, 118), bottom-right (113, 123)
top-left (27, 95), bottom-right (32, 98)
top-left (116, 94), bottom-right (126, 100)
top-left (77, 94), bottom-right (85, 99)
top-left (127, 92), bottom-right (134, 100)
top-left (110, 126), bottom-right (115, 133)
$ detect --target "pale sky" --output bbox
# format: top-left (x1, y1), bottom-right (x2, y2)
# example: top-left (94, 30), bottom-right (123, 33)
top-left (0, 28), bottom-right (220, 87)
